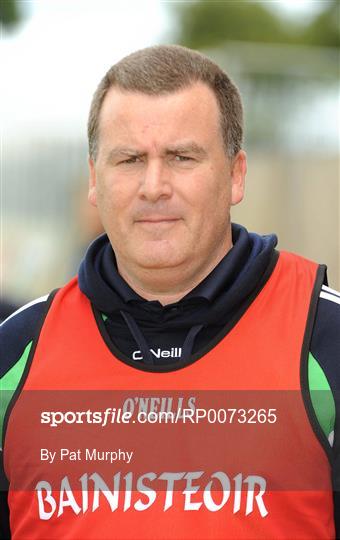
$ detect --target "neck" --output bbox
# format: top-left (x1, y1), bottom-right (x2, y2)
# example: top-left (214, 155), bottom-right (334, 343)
top-left (116, 243), bottom-right (233, 306)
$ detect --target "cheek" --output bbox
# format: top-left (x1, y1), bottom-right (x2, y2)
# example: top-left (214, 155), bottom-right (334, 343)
top-left (185, 173), bottom-right (230, 215)
top-left (96, 178), bottom-right (131, 215)
top-left (192, 180), bottom-right (231, 236)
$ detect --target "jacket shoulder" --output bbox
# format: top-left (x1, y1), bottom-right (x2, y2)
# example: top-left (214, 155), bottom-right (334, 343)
top-left (1, 294), bottom-right (53, 378)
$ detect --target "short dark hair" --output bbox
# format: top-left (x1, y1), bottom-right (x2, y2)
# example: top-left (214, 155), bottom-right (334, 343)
top-left (88, 44), bottom-right (243, 160)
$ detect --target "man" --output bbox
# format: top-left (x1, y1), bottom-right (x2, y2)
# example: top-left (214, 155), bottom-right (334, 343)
top-left (1, 45), bottom-right (340, 539)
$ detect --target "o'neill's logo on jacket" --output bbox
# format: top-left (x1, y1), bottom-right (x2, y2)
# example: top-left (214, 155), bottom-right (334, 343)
top-left (132, 348), bottom-right (182, 361)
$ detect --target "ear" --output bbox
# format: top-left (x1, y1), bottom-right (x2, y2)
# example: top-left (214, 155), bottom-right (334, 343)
top-left (88, 157), bottom-right (98, 207)
top-left (230, 150), bottom-right (247, 206)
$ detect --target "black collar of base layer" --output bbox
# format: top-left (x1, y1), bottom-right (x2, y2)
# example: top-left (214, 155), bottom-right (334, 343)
top-left (78, 223), bottom-right (277, 324)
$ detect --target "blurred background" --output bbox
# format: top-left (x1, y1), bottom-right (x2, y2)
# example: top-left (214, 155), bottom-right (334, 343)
top-left (1, 0), bottom-right (339, 315)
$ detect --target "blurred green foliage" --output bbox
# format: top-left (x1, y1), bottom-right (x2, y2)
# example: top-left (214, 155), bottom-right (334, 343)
top-left (173, 0), bottom-right (340, 49)
top-left (0, 0), bottom-right (21, 27)
top-left (302, 1), bottom-right (340, 47)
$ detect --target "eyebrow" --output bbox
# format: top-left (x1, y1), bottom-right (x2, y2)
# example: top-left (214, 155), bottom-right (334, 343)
top-left (106, 147), bottom-right (144, 163)
top-left (165, 142), bottom-right (208, 158)
top-left (105, 142), bottom-right (208, 163)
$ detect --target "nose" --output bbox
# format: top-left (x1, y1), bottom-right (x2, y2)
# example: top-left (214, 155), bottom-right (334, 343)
top-left (138, 160), bottom-right (173, 202)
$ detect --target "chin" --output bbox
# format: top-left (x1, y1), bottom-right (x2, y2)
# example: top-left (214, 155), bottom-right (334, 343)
top-left (135, 249), bottom-right (184, 269)
top-left (128, 235), bottom-right (189, 267)
top-left (137, 257), bottom-right (181, 270)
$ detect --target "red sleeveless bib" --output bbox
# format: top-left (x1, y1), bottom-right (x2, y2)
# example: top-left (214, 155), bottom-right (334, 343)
top-left (4, 251), bottom-right (334, 539)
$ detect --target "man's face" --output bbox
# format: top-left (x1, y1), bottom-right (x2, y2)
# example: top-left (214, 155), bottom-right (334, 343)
top-left (89, 82), bottom-right (246, 281)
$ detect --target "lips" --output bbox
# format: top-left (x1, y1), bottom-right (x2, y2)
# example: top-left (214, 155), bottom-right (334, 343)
top-left (137, 219), bottom-right (179, 223)
top-left (135, 216), bottom-right (180, 223)
top-left (135, 218), bottom-right (181, 230)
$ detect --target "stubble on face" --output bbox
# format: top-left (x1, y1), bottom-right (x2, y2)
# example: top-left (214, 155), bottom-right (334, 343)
top-left (89, 83), bottom-right (242, 301)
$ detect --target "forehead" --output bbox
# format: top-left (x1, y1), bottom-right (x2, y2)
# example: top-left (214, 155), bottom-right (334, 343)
top-left (97, 82), bottom-right (222, 149)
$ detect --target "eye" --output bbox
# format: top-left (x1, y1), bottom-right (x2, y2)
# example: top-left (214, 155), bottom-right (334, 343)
top-left (174, 155), bottom-right (193, 162)
top-left (119, 156), bottom-right (142, 165)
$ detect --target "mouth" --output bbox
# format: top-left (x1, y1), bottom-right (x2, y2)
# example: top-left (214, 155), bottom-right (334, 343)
top-left (137, 219), bottom-right (179, 223)
top-left (134, 218), bottom-right (182, 231)
top-left (135, 217), bottom-right (181, 224)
